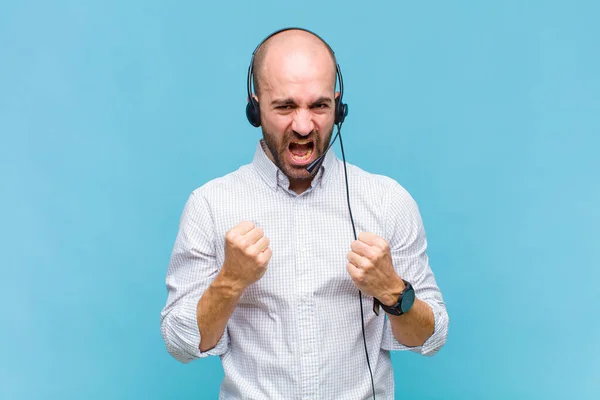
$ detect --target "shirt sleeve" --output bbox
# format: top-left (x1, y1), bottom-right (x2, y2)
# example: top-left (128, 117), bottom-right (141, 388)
top-left (160, 190), bottom-right (229, 363)
top-left (380, 181), bottom-right (449, 356)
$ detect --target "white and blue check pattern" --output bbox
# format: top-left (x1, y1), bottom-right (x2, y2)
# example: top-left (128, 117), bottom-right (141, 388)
top-left (160, 140), bottom-right (449, 399)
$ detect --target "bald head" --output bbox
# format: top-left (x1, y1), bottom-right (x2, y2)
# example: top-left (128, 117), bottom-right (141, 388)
top-left (252, 29), bottom-right (337, 96)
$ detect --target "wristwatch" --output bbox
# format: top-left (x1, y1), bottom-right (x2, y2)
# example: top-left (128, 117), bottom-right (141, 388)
top-left (380, 279), bottom-right (415, 316)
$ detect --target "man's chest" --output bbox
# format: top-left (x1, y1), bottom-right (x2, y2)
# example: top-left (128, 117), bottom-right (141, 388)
top-left (207, 188), bottom-right (387, 307)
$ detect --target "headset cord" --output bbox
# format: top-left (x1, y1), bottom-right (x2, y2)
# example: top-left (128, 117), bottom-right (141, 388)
top-left (336, 123), bottom-right (377, 400)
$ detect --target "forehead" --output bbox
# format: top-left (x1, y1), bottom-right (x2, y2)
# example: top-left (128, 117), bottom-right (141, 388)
top-left (258, 35), bottom-right (337, 99)
top-left (266, 52), bottom-right (334, 93)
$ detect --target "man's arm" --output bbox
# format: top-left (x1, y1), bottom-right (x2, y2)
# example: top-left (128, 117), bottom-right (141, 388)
top-left (347, 233), bottom-right (438, 348)
top-left (377, 281), bottom-right (435, 347)
top-left (160, 190), bottom-right (272, 361)
top-left (346, 181), bottom-right (449, 356)
top-left (160, 191), bottom-right (225, 363)
top-left (196, 273), bottom-right (243, 352)
top-left (384, 182), bottom-right (448, 355)
top-left (197, 221), bottom-right (271, 352)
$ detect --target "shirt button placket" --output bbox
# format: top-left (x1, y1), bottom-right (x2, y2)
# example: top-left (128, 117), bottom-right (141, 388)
top-left (295, 198), bottom-right (319, 399)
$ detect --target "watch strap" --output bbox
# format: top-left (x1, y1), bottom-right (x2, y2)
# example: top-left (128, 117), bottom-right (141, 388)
top-left (380, 280), bottom-right (413, 316)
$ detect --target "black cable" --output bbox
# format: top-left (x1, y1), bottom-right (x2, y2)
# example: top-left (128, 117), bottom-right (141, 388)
top-left (337, 124), bottom-right (377, 400)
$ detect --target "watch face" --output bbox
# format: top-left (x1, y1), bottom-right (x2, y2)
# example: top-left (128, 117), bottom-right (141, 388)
top-left (401, 288), bottom-right (415, 313)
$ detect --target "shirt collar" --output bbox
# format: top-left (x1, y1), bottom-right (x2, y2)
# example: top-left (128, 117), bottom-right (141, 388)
top-left (252, 139), bottom-right (336, 192)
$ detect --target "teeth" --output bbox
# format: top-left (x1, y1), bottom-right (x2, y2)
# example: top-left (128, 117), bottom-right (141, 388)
top-left (292, 140), bottom-right (311, 145)
top-left (291, 147), bottom-right (313, 161)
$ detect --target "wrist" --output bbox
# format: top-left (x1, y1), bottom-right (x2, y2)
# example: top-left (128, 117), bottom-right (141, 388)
top-left (215, 268), bottom-right (246, 298)
top-left (380, 279), bottom-right (415, 316)
top-left (380, 278), bottom-right (406, 307)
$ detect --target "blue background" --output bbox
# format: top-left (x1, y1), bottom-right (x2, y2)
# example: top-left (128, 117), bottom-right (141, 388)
top-left (1, 1), bottom-right (599, 399)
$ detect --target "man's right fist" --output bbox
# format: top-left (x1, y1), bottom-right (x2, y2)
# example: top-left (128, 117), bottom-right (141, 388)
top-left (221, 221), bottom-right (272, 290)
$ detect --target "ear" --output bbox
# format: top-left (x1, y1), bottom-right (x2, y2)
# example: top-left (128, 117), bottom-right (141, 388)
top-left (252, 94), bottom-right (259, 103)
top-left (335, 91), bottom-right (340, 100)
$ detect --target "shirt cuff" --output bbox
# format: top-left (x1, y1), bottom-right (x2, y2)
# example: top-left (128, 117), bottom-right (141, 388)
top-left (173, 297), bottom-right (230, 360)
top-left (381, 300), bottom-right (449, 356)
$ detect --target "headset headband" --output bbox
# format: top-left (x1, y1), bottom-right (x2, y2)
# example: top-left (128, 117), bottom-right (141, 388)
top-left (245, 27), bottom-right (347, 127)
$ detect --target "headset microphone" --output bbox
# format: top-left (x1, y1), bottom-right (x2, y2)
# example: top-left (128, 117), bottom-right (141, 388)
top-left (306, 124), bottom-right (341, 174)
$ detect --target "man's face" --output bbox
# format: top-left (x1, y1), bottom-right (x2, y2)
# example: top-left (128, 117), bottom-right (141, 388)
top-left (257, 49), bottom-right (337, 184)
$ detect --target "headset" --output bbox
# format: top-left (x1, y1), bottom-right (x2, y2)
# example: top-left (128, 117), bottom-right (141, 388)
top-left (245, 28), bottom-right (377, 400)
top-left (246, 27), bottom-right (348, 129)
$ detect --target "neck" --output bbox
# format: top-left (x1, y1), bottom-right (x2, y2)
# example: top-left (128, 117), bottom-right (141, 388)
top-left (260, 139), bottom-right (314, 195)
top-left (289, 179), bottom-right (311, 195)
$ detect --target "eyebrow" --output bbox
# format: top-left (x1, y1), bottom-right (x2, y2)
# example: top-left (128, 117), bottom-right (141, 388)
top-left (311, 97), bottom-right (333, 106)
top-left (270, 97), bottom-right (334, 107)
top-left (270, 98), bottom-right (296, 106)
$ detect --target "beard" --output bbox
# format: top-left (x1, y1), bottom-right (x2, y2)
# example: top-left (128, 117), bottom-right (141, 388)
top-left (261, 126), bottom-right (334, 182)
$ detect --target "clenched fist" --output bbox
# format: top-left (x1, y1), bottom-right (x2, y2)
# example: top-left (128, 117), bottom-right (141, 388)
top-left (346, 232), bottom-right (405, 306)
top-left (221, 221), bottom-right (272, 290)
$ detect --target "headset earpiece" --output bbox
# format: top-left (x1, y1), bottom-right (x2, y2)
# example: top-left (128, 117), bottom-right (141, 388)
top-left (335, 97), bottom-right (348, 125)
top-left (246, 97), bottom-right (260, 127)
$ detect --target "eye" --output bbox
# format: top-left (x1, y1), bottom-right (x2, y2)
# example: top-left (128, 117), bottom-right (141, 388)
top-left (275, 105), bottom-right (293, 110)
top-left (312, 103), bottom-right (329, 109)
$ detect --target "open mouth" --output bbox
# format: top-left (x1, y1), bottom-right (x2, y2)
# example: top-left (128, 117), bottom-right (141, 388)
top-left (288, 140), bottom-right (315, 164)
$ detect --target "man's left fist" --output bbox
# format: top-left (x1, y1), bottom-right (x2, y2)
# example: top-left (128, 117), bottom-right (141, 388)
top-left (346, 232), bottom-right (405, 306)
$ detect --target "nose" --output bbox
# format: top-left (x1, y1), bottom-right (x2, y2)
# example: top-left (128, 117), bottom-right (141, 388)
top-left (291, 109), bottom-right (314, 136)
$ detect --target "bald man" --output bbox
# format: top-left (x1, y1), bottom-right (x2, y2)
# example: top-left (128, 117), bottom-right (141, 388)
top-left (161, 28), bottom-right (449, 399)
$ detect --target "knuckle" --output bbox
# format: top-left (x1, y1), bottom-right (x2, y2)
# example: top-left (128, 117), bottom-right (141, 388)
top-left (347, 267), bottom-right (357, 279)
top-left (258, 256), bottom-right (268, 267)
top-left (247, 246), bottom-right (258, 258)
top-left (258, 252), bottom-right (271, 267)
top-left (372, 250), bottom-right (382, 261)
top-left (355, 270), bottom-right (364, 282)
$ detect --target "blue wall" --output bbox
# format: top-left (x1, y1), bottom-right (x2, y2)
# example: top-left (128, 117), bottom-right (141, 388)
top-left (1, 1), bottom-right (598, 399)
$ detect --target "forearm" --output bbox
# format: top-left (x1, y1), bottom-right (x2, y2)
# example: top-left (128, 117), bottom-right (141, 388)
top-left (387, 298), bottom-right (434, 347)
top-left (197, 271), bottom-right (244, 352)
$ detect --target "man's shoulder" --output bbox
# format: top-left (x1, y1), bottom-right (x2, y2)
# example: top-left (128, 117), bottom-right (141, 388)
top-left (343, 161), bottom-right (422, 225)
top-left (189, 163), bottom-right (255, 200)
top-left (343, 160), bottom-right (413, 201)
